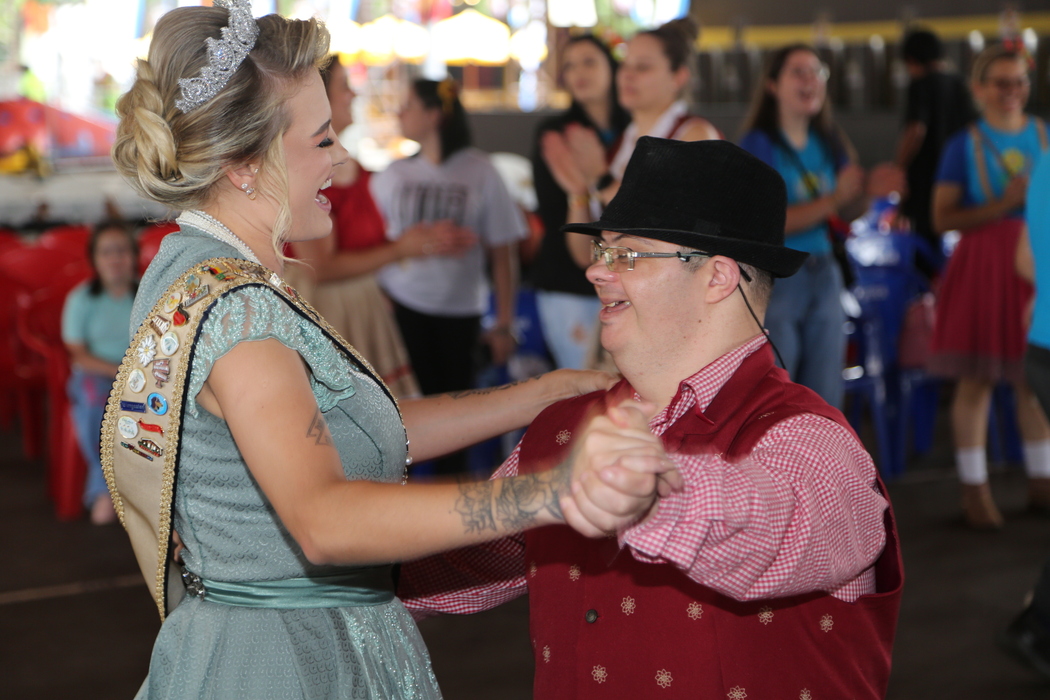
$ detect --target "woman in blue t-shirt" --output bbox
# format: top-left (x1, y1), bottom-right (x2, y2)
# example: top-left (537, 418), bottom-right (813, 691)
top-left (739, 45), bottom-right (897, 408)
top-left (61, 221), bottom-right (138, 523)
top-left (929, 44), bottom-right (1050, 529)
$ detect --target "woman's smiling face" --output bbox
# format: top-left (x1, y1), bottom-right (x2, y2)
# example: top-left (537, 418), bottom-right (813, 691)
top-left (769, 49), bottom-right (828, 120)
top-left (278, 69), bottom-right (348, 242)
top-left (974, 56), bottom-right (1030, 119)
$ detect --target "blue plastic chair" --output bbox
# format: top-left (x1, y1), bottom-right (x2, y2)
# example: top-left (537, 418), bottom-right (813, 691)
top-left (845, 199), bottom-right (938, 477)
top-left (842, 303), bottom-right (897, 477)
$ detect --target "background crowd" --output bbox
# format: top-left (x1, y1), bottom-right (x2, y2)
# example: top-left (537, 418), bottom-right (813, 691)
top-left (2, 11), bottom-right (1050, 694)
top-left (0, 20), bottom-right (1044, 524)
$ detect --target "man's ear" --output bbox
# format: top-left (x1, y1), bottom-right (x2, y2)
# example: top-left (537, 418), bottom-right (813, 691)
top-left (705, 256), bottom-right (742, 304)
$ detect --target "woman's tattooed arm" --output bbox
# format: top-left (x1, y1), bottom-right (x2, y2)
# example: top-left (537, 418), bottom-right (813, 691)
top-left (453, 464), bottom-right (570, 534)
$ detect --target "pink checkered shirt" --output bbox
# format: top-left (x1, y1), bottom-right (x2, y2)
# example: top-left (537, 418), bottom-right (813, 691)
top-left (401, 334), bottom-right (888, 616)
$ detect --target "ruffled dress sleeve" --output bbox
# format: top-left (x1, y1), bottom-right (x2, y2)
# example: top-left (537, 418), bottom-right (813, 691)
top-left (185, 284), bottom-right (360, 418)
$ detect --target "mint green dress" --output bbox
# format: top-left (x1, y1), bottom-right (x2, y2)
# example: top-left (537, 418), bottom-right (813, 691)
top-left (131, 227), bottom-right (441, 699)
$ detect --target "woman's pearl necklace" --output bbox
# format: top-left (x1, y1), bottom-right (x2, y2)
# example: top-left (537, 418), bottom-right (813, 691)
top-left (176, 210), bottom-right (262, 265)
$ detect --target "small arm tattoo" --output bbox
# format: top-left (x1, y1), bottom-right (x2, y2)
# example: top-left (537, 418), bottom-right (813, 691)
top-left (444, 375), bottom-right (540, 399)
top-left (306, 409), bottom-right (333, 447)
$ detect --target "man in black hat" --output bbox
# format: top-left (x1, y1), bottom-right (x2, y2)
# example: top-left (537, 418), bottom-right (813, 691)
top-left (401, 138), bottom-right (900, 699)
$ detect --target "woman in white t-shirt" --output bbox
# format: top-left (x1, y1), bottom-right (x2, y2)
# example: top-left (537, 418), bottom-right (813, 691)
top-left (372, 78), bottom-right (528, 474)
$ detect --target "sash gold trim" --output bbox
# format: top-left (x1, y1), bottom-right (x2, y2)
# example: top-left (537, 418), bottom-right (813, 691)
top-left (101, 258), bottom-right (401, 620)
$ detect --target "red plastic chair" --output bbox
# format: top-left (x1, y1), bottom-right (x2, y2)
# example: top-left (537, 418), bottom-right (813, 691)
top-left (138, 221), bottom-right (179, 274)
top-left (0, 243), bottom-right (89, 289)
top-left (0, 231), bottom-right (26, 428)
top-left (0, 277), bottom-right (44, 446)
top-left (37, 224), bottom-right (91, 256)
top-left (0, 245), bottom-right (91, 464)
top-left (17, 285), bottom-right (88, 520)
top-left (0, 228), bottom-right (24, 255)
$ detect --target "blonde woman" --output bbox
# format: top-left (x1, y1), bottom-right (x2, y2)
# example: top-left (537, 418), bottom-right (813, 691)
top-left (108, 3), bottom-right (675, 696)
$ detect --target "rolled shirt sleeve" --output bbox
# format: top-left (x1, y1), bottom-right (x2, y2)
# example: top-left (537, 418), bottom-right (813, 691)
top-left (622, 413), bottom-right (887, 602)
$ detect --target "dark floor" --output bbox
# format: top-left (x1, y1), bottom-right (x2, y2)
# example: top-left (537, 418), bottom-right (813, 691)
top-left (3, 399), bottom-right (1050, 700)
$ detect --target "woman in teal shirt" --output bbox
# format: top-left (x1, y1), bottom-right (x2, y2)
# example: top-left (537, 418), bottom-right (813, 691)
top-left (739, 45), bottom-right (881, 408)
top-left (61, 220), bottom-right (137, 523)
top-left (930, 44), bottom-right (1050, 529)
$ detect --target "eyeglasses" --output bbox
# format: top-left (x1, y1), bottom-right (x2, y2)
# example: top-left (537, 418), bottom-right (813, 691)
top-left (591, 240), bottom-right (709, 272)
top-left (786, 65), bottom-right (830, 82)
top-left (987, 77), bottom-right (1030, 92)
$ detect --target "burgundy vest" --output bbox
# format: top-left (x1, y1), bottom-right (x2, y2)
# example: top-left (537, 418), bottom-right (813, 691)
top-left (518, 345), bottom-right (902, 699)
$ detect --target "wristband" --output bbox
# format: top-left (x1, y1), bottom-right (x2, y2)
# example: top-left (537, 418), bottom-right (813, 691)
top-left (569, 193), bottom-right (591, 210)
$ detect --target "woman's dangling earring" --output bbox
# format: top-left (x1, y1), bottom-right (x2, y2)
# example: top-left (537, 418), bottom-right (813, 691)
top-left (241, 182), bottom-right (257, 200)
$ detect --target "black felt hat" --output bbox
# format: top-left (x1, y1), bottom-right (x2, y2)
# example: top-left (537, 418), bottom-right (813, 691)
top-left (562, 137), bottom-right (808, 278)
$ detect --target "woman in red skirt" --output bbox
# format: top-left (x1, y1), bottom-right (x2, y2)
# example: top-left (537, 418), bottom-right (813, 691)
top-left (930, 44), bottom-right (1050, 528)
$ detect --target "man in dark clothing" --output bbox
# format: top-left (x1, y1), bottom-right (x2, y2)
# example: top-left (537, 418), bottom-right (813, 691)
top-left (896, 28), bottom-right (977, 277)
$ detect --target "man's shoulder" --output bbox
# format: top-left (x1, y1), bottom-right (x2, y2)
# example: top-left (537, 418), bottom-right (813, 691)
top-left (529, 383), bottom-right (625, 431)
top-left (378, 155), bottom-right (424, 177)
top-left (725, 368), bottom-right (858, 456)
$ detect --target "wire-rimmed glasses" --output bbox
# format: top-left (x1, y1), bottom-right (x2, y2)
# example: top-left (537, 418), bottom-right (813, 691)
top-left (591, 240), bottom-right (709, 272)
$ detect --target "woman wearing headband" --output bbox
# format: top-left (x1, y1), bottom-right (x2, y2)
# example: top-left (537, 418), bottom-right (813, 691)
top-left (929, 44), bottom-right (1050, 528)
top-left (108, 4), bottom-right (666, 697)
top-left (371, 78), bottom-right (528, 475)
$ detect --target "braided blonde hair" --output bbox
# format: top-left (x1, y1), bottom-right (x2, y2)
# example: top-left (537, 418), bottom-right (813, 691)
top-left (112, 7), bottom-right (329, 257)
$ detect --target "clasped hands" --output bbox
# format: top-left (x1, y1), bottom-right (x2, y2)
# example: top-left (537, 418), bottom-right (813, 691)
top-left (541, 124), bottom-right (607, 197)
top-left (398, 220), bottom-right (476, 259)
top-left (558, 400), bottom-right (682, 538)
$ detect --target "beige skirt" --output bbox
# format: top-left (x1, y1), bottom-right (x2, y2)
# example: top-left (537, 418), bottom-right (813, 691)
top-left (286, 266), bottom-right (421, 399)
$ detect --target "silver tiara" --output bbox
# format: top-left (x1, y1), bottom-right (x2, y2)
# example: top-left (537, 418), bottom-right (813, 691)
top-left (174, 0), bottom-right (259, 113)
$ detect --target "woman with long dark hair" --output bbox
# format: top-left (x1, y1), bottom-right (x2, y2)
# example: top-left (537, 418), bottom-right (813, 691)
top-left (544, 19), bottom-right (720, 229)
top-left (372, 78), bottom-right (529, 474)
top-left (530, 34), bottom-right (630, 370)
top-left (739, 44), bottom-right (900, 408)
top-left (61, 220), bottom-right (138, 523)
top-left (929, 44), bottom-right (1050, 528)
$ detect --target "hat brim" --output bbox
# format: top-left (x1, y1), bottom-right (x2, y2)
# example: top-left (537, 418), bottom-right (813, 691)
top-left (561, 222), bottom-right (809, 278)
